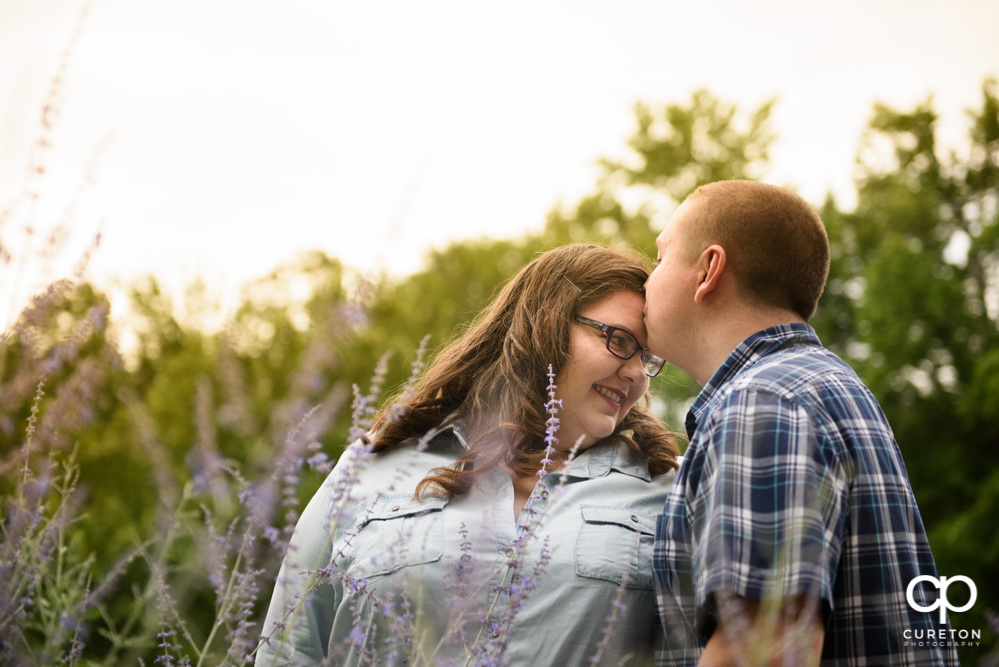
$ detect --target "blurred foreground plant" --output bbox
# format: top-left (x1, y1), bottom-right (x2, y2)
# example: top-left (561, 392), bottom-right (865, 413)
top-left (0, 271), bottom-right (368, 665)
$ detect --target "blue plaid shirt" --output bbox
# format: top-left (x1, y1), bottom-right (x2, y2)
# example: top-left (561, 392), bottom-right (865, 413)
top-left (654, 324), bottom-right (959, 666)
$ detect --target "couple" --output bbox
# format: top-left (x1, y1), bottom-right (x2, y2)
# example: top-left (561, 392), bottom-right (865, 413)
top-left (257, 181), bottom-right (957, 666)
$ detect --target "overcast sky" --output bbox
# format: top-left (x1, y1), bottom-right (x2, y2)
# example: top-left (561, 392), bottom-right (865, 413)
top-left (2, 0), bottom-right (997, 326)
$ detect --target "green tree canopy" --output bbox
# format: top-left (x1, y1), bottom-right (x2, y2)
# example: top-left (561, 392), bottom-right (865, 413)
top-left (3, 82), bottom-right (997, 664)
top-left (810, 80), bottom-right (999, 657)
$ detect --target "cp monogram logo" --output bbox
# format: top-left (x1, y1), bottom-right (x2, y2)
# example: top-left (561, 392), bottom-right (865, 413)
top-left (906, 575), bottom-right (977, 624)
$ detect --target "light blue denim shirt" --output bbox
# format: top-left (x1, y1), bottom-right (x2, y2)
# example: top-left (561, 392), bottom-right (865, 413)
top-left (258, 422), bottom-right (678, 666)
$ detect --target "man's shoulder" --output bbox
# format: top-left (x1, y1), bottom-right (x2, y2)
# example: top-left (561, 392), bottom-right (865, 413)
top-left (728, 343), bottom-right (860, 397)
top-left (705, 344), bottom-right (897, 452)
top-left (705, 345), bottom-right (886, 433)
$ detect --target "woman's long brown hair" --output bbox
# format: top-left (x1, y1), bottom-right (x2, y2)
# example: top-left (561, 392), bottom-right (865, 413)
top-left (369, 243), bottom-right (682, 498)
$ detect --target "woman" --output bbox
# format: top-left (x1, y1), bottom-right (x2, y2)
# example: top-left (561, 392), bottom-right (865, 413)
top-left (257, 244), bottom-right (682, 666)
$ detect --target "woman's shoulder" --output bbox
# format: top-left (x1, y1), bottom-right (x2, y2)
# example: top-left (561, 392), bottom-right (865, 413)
top-left (326, 429), bottom-right (463, 498)
top-left (647, 453), bottom-right (682, 486)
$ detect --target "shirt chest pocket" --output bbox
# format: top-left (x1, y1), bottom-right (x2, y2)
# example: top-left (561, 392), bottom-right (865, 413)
top-left (350, 495), bottom-right (448, 577)
top-left (575, 505), bottom-right (656, 590)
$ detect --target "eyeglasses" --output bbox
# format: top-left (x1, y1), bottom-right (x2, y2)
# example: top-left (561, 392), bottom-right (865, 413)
top-left (574, 315), bottom-right (666, 378)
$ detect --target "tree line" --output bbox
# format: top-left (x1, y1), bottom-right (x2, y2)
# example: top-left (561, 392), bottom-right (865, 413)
top-left (1, 81), bottom-right (997, 664)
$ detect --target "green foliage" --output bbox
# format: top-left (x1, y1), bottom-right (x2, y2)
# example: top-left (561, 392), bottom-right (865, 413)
top-left (362, 238), bottom-right (530, 392)
top-left (810, 79), bottom-right (999, 660)
top-left (604, 90), bottom-right (776, 201)
top-left (3, 82), bottom-right (998, 663)
top-left (1, 448), bottom-right (95, 664)
top-left (542, 89), bottom-right (776, 253)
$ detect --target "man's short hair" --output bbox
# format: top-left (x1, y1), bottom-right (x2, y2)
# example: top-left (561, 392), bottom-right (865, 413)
top-left (687, 180), bottom-right (830, 320)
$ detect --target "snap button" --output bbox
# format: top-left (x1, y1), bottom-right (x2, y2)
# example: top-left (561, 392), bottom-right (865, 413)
top-left (505, 547), bottom-right (516, 558)
top-left (540, 490), bottom-right (550, 500)
top-left (391, 505), bottom-right (401, 512)
top-left (630, 514), bottom-right (639, 523)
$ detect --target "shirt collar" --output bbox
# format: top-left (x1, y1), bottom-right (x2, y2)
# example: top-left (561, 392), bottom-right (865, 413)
top-left (422, 416), bottom-right (471, 453)
top-left (433, 419), bottom-right (651, 482)
top-left (686, 323), bottom-right (820, 438)
top-left (565, 438), bottom-right (652, 482)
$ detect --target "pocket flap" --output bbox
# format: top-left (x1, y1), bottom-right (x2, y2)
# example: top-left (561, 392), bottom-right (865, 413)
top-left (580, 505), bottom-right (656, 536)
top-left (359, 494), bottom-right (449, 524)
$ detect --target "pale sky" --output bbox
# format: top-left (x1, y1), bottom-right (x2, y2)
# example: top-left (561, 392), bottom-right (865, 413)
top-left (2, 0), bottom-right (998, 327)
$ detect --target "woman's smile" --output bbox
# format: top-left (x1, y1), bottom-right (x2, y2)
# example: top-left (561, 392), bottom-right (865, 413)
top-left (593, 383), bottom-right (626, 407)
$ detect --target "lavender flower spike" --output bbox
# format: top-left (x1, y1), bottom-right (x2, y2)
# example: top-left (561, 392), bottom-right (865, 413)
top-left (538, 365), bottom-right (561, 476)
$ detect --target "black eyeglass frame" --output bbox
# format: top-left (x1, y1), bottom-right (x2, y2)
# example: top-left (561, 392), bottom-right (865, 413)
top-left (573, 315), bottom-right (666, 378)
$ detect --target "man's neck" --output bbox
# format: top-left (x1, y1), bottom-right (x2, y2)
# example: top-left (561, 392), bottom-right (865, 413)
top-left (693, 307), bottom-right (805, 386)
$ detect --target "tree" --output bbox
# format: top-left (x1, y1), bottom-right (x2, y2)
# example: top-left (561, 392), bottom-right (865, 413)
top-left (810, 79), bottom-right (999, 661)
top-left (7, 80), bottom-right (995, 663)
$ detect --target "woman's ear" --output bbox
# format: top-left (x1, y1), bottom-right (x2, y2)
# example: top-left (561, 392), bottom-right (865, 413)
top-left (693, 245), bottom-right (726, 304)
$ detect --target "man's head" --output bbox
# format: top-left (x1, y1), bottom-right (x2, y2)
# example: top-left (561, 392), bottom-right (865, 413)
top-left (644, 180), bottom-right (830, 375)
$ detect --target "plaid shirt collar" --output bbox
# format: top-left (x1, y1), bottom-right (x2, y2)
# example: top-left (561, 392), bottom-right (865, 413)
top-left (685, 323), bottom-right (821, 439)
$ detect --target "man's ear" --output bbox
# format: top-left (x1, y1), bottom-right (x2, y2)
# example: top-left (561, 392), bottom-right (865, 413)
top-left (693, 245), bottom-right (726, 304)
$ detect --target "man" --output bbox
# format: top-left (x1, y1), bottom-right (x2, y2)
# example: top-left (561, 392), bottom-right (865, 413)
top-left (644, 180), bottom-right (958, 666)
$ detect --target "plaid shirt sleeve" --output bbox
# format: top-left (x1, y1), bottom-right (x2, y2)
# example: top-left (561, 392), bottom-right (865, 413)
top-left (686, 385), bottom-right (849, 634)
top-left (655, 330), bottom-right (960, 666)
